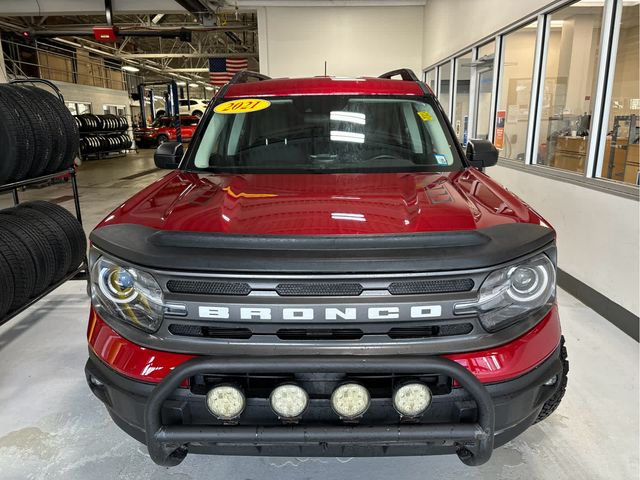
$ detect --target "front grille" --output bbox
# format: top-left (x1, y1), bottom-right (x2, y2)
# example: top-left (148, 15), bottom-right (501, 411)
top-left (165, 277), bottom-right (475, 297)
top-left (169, 324), bottom-right (252, 339)
top-left (387, 323), bottom-right (473, 339)
top-left (169, 323), bottom-right (473, 340)
top-left (388, 278), bottom-right (474, 295)
top-left (275, 283), bottom-right (364, 296)
top-left (166, 279), bottom-right (251, 296)
top-left (276, 328), bottom-right (364, 340)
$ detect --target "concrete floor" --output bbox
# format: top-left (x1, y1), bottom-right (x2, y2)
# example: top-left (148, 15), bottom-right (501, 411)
top-left (0, 152), bottom-right (638, 480)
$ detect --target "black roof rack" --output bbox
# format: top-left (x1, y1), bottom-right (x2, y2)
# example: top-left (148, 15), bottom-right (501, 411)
top-left (378, 68), bottom-right (420, 82)
top-left (228, 70), bottom-right (271, 85)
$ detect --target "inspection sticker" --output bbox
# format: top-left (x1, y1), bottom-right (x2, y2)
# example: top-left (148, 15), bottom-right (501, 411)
top-left (214, 98), bottom-right (271, 114)
top-left (434, 154), bottom-right (449, 166)
top-left (417, 111), bottom-right (433, 121)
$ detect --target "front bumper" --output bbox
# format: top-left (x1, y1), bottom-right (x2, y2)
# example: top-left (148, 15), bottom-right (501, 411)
top-left (86, 344), bottom-right (563, 467)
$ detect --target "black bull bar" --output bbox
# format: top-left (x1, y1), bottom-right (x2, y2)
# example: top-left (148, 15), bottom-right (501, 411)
top-left (144, 356), bottom-right (496, 466)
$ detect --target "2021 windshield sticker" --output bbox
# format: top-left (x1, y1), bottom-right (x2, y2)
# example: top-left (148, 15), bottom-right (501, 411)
top-left (214, 98), bottom-right (271, 114)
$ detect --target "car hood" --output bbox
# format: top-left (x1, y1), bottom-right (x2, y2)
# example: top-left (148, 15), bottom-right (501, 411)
top-left (99, 170), bottom-right (545, 235)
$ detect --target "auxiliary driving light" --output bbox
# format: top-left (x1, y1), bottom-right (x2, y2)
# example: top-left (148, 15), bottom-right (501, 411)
top-left (331, 383), bottom-right (370, 420)
top-left (206, 385), bottom-right (245, 420)
top-left (393, 382), bottom-right (432, 418)
top-left (270, 384), bottom-right (309, 419)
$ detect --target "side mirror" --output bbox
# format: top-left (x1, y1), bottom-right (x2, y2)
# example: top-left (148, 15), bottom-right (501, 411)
top-left (466, 139), bottom-right (498, 170)
top-left (154, 141), bottom-right (183, 169)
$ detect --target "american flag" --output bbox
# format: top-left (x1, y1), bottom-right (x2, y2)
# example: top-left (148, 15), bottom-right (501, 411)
top-left (209, 58), bottom-right (248, 86)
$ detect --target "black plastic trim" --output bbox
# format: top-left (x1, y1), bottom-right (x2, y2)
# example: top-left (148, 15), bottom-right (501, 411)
top-left (90, 222), bottom-right (554, 274)
top-left (85, 344), bottom-right (563, 461)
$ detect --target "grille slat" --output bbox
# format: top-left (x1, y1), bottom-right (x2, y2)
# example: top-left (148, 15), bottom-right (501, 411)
top-left (169, 324), bottom-right (252, 339)
top-left (275, 283), bottom-right (364, 297)
top-left (388, 323), bottom-right (473, 339)
top-left (277, 328), bottom-right (364, 340)
top-left (166, 279), bottom-right (251, 296)
top-left (388, 278), bottom-right (474, 295)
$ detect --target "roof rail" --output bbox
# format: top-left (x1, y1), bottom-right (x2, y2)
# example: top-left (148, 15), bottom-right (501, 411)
top-left (228, 70), bottom-right (271, 85)
top-left (378, 68), bottom-right (420, 82)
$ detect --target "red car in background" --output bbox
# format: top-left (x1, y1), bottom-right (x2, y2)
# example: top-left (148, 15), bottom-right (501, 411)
top-left (134, 115), bottom-right (200, 148)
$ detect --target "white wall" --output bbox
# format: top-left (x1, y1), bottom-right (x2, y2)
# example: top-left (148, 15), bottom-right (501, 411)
top-left (422, 0), bottom-right (555, 66)
top-left (257, 6), bottom-right (423, 78)
top-left (50, 81), bottom-right (132, 117)
top-left (421, 0), bottom-right (639, 320)
top-left (489, 165), bottom-right (640, 317)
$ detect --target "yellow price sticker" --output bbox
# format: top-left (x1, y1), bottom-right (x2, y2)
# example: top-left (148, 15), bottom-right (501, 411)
top-left (417, 111), bottom-right (433, 121)
top-left (214, 98), bottom-right (271, 114)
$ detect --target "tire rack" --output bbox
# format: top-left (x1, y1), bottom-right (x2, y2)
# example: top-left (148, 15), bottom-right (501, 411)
top-left (79, 129), bottom-right (135, 161)
top-left (0, 78), bottom-right (87, 327)
top-left (78, 130), bottom-right (138, 160)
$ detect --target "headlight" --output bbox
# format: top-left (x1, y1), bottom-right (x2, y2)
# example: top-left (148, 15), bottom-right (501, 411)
top-left (454, 253), bottom-right (555, 332)
top-left (90, 255), bottom-right (164, 332)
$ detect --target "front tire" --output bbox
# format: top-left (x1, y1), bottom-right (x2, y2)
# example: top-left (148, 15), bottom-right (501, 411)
top-left (534, 336), bottom-right (568, 423)
top-left (192, 110), bottom-right (203, 118)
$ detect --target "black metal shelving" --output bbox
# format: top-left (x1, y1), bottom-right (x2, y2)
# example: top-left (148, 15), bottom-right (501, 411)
top-left (79, 129), bottom-right (135, 160)
top-left (0, 168), bottom-right (88, 327)
top-left (0, 77), bottom-right (87, 327)
top-left (1, 167), bottom-right (82, 223)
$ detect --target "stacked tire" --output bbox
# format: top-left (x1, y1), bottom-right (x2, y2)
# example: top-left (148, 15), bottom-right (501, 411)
top-left (75, 114), bottom-right (128, 133)
top-left (0, 201), bottom-right (86, 319)
top-left (80, 133), bottom-right (132, 156)
top-left (0, 85), bottom-right (79, 185)
top-left (75, 114), bottom-right (132, 158)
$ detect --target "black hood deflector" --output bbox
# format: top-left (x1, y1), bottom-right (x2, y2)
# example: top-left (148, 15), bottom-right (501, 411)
top-left (90, 223), bottom-right (555, 274)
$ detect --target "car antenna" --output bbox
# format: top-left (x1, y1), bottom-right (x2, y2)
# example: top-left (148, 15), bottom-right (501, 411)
top-left (324, 61), bottom-right (327, 76)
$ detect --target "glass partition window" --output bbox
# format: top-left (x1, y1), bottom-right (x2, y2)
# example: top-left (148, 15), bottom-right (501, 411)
top-left (453, 51), bottom-right (472, 143)
top-left (103, 104), bottom-right (126, 116)
top-left (424, 69), bottom-right (437, 94)
top-left (598, 2), bottom-right (639, 186)
top-left (495, 21), bottom-right (538, 162)
top-left (66, 102), bottom-right (91, 115)
top-left (536, 1), bottom-right (603, 174)
top-left (438, 61), bottom-right (451, 116)
top-left (474, 41), bottom-right (496, 140)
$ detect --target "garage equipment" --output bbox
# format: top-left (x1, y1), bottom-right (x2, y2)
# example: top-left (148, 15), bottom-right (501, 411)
top-left (135, 81), bottom-right (183, 143)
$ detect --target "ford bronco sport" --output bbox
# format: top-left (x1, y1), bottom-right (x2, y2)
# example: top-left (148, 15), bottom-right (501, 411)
top-left (86, 69), bottom-right (568, 467)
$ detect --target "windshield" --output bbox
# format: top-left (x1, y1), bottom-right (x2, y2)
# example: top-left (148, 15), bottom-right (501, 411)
top-left (189, 95), bottom-right (463, 173)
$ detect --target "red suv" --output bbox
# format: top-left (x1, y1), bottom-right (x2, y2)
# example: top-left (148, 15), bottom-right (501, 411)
top-left (87, 69), bottom-right (567, 467)
top-left (134, 115), bottom-right (200, 148)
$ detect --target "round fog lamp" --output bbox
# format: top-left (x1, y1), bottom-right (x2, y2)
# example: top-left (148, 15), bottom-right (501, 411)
top-left (393, 383), bottom-right (432, 417)
top-left (331, 383), bottom-right (370, 419)
top-left (270, 384), bottom-right (309, 419)
top-left (206, 385), bottom-right (245, 420)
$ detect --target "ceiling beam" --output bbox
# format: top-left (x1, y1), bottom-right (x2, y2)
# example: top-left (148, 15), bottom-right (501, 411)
top-left (120, 52), bottom-right (254, 58)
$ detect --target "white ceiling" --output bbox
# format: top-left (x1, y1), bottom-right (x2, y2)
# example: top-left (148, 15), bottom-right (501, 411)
top-left (0, 0), bottom-right (427, 17)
